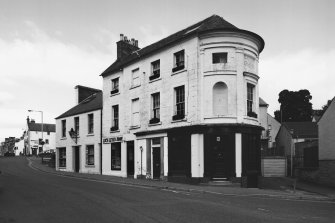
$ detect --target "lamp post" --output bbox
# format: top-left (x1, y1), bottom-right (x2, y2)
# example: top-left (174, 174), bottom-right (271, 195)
top-left (289, 129), bottom-right (294, 177)
top-left (28, 110), bottom-right (43, 154)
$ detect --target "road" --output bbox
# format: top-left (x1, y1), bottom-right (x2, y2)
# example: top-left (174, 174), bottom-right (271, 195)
top-left (0, 157), bottom-right (334, 223)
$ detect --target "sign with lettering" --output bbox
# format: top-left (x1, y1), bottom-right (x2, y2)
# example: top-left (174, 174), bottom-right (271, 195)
top-left (103, 136), bottom-right (123, 144)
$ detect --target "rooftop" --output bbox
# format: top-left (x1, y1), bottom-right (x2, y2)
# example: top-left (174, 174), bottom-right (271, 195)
top-left (282, 122), bottom-right (318, 138)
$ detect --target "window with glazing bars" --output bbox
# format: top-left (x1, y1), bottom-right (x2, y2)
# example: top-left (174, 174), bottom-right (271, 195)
top-left (174, 50), bottom-right (185, 68)
top-left (111, 77), bottom-right (119, 94)
top-left (152, 93), bottom-right (160, 119)
top-left (112, 105), bottom-right (119, 130)
top-left (59, 147), bottom-right (66, 167)
top-left (175, 86), bottom-right (185, 116)
top-left (74, 117), bottom-right (79, 134)
top-left (247, 84), bottom-right (254, 113)
top-left (61, 120), bottom-right (66, 137)
top-left (88, 113), bottom-right (94, 134)
top-left (86, 145), bottom-right (94, 165)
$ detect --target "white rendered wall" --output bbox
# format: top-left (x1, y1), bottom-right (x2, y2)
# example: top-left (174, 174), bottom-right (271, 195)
top-left (191, 134), bottom-right (204, 178)
top-left (235, 133), bottom-right (242, 177)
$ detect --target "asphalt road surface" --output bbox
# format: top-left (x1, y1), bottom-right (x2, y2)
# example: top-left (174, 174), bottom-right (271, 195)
top-left (0, 157), bottom-right (334, 223)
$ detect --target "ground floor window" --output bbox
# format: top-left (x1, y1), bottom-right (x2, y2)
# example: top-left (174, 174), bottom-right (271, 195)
top-left (86, 145), bottom-right (94, 165)
top-left (111, 142), bottom-right (121, 170)
top-left (59, 147), bottom-right (66, 167)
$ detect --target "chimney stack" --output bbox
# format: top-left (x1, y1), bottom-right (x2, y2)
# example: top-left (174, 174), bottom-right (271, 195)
top-left (116, 33), bottom-right (140, 59)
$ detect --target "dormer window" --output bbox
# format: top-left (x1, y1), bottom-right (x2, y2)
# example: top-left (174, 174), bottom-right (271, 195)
top-left (150, 60), bottom-right (160, 81)
top-left (172, 50), bottom-right (185, 72)
top-left (111, 77), bottom-right (119, 94)
top-left (213, 53), bottom-right (227, 64)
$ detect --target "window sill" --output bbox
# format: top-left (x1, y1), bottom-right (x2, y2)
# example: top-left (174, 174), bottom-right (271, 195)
top-left (130, 84), bottom-right (141, 90)
top-left (85, 165), bottom-right (95, 168)
top-left (111, 169), bottom-right (121, 171)
top-left (58, 167), bottom-right (66, 169)
top-left (129, 125), bottom-right (140, 130)
top-left (110, 92), bottom-right (120, 97)
top-left (149, 77), bottom-right (162, 83)
top-left (148, 122), bottom-right (162, 126)
top-left (87, 133), bottom-right (94, 137)
top-left (171, 69), bottom-right (187, 76)
top-left (110, 129), bottom-right (120, 133)
top-left (171, 118), bottom-right (187, 123)
top-left (60, 137), bottom-right (67, 140)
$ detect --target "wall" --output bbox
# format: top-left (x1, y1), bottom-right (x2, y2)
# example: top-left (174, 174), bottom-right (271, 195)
top-left (267, 114), bottom-right (281, 148)
top-left (318, 99), bottom-right (335, 160)
top-left (29, 131), bottom-right (56, 153)
top-left (261, 157), bottom-right (286, 177)
top-left (56, 109), bottom-right (101, 174)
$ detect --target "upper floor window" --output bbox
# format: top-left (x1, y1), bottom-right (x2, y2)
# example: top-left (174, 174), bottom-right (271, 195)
top-left (45, 139), bottom-right (49, 144)
top-left (88, 113), bottom-right (94, 134)
top-left (247, 83), bottom-right (257, 118)
top-left (150, 60), bottom-right (160, 81)
top-left (212, 52), bottom-right (227, 64)
top-left (111, 77), bottom-right (119, 94)
top-left (131, 98), bottom-right (140, 127)
top-left (74, 117), bottom-right (79, 134)
top-left (131, 68), bottom-right (140, 87)
top-left (111, 105), bottom-right (119, 131)
top-left (150, 93), bottom-right (160, 124)
top-left (86, 145), bottom-right (94, 166)
top-left (172, 50), bottom-right (185, 72)
top-left (173, 86), bottom-right (185, 120)
top-left (61, 120), bottom-right (66, 138)
top-left (47, 131), bottom-right (50, 135)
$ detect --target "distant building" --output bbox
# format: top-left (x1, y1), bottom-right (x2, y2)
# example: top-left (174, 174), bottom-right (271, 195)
top-left (14, 136), bottom-right (24, 156)
top-left (276, 122), bottom-right (318, 157)
top-left (55, 85), bottom-right (102, 174)
top-left (100, 15), bottom-right (265, 186)
top-left (25, 117), bottom-right (56, 155)
top-left (317, 97), bottom-right (335, 187)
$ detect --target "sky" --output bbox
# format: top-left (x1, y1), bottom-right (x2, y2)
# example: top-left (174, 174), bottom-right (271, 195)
top-left (1, 0), bottom-right (334, 141)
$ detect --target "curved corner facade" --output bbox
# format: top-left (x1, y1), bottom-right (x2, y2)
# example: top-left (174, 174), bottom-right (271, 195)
top-left (102, 27), bottom-right (264, 186)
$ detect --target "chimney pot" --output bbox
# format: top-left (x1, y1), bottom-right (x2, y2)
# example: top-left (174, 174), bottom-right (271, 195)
top-left (120, 34), bottom-right (124, 41)
top-left (135, 40), bottom-right (138, 47)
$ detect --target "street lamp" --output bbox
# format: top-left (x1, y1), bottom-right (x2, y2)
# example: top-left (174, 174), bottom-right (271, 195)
top-left (28, 110), bottom-right (43, 154)
top-left (289, 129), bottom-right (294, 177)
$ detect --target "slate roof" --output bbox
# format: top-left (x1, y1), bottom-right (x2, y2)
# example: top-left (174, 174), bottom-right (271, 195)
top-left (259, 97), bottom-right (268, 107)
top-left (101, 14), bottom-right (264, 77)
top-left (55, 91), bottom-right (102, 119)
top-left (282, 122), bottom-right (318, 138)
top-left (28, 123), bottom-right (56, 132)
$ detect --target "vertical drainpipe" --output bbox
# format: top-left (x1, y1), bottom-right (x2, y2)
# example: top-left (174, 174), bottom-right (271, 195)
top-left (100, 108), bottom-right (103, 175)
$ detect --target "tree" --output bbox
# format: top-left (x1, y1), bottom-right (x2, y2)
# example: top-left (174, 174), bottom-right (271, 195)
top-left (274, 89), bottom-right (313, 122)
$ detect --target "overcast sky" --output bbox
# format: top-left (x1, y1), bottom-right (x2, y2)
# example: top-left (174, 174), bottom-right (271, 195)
top-left (1, 0), bottom-right (334, 141)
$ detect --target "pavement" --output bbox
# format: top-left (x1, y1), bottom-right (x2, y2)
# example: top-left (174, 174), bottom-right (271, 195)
top-left (27, 156), bottom-right (335, 202)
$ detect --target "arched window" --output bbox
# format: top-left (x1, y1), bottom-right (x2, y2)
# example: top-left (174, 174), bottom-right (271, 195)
top-left (213, 82), bottom-right (228, 116)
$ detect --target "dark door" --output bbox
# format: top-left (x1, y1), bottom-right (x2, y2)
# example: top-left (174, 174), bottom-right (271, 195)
top-left (75, 147), bottom-right (79, 172)
top-left (212, 135), bottom-right (234, 179)
top-left (127, 141), bottom-right (134, 176)
top-left (153, 148), bottom-right (161, 179)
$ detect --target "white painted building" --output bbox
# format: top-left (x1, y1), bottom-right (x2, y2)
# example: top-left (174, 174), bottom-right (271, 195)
top-left (14, 137), bottom-right (24, 156)
top-left (101, 15), bottom-right (265, 186)
top-left (55, 86), bottom-right (102, 174)
top-left (25, 117), bottom-right (56, 155)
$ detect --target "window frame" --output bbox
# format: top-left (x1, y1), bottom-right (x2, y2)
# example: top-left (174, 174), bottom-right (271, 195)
top-left (74, 116), bottom-right (79, 134)
top-left (150, 60), bottom-right (160, 81)
top-left (247, 83), bottom-right (257, 118)
top-left (111, 143), bottom-right (121, 170)
top-left (150, 93), bottom-right (160, 124)
top-left (61, 120), bottom-right (66, 138)
top-left (111, 77), bottom-right (119, 94)
top-left (173, 85), bottom-right (185, 120)
top-left (88, 113), bottom-right (94, 134)
top-left (172, 50), bottom-right (185, 72)
top-left (111, 105), bottom-right (119, 131)
top-left (58, 147), bottom-right (66, 168)
top-left (86, 145), bottom-right (94, 166)
top-left (212, 52), bottom-right (228, 64)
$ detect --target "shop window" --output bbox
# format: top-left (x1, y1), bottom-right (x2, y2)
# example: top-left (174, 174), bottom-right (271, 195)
top-left (59, 147), bottom-right (66, 167)
top-left (86, 145), bottom-right (94, 165)
top-left (213, 82), bottom-right (228, 116)
top-left (111, 143), bottom-right (121, 170)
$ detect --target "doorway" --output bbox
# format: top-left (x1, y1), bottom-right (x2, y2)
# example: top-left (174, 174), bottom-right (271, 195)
top-left (74, 146), bottom-right (80, 172)
top-left (127, 141), bottom-right (134, 176)
top-left (152, 148), bottom-right (161, 179)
